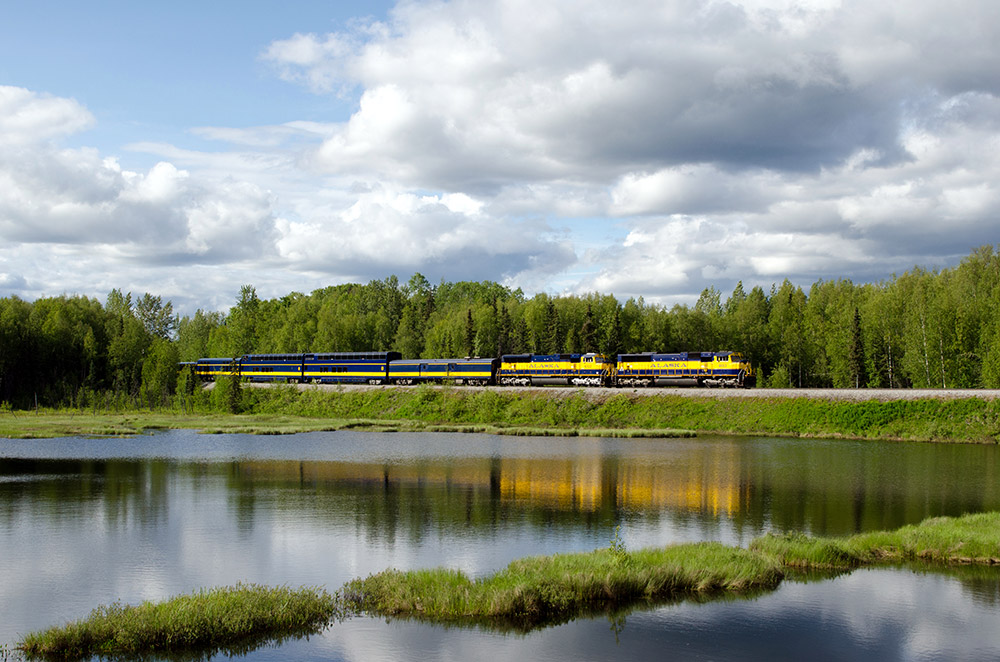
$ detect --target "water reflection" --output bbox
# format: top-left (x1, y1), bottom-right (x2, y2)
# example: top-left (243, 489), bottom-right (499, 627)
top-left (5, 433), bottom-right (996, 542)
top-left (1, 430), bottom-right (999, 660)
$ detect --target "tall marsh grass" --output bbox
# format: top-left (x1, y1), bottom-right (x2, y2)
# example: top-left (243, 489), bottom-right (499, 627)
top-left (752, 511), bottom-right (1000, 568)
top-left (18, 583), bottom-right (338, 660)
top-left (343, 542), bottom-right (783, 628)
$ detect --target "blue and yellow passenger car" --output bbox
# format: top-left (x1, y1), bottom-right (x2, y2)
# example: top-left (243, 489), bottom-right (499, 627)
top-left (193, 358), bottom-right (238, 380)
top-left (302, 352), bottom-right (401, 384)
top-left (240, 354), bottom-right (304, 382)
top-left (388, 358), bottom-right (499, 385)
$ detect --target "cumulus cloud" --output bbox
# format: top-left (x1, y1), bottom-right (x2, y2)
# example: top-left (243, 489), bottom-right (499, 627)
top-left (7, 0), bottom-right (1000, 312)
top-left (264, 0), bottom-right (1000, 190)
top-left (0, 82), bottom-right (579, 311)
top-left (0, 130), bottom-right (279, 261)
top-left (276, 185), bottom-right (575, 282)
top-left (0, 86), bottom-right (94, 146)
top-left (251, 0), bottom-right (1000, 304)
top-left (0, 87), bottom-right (288, 308)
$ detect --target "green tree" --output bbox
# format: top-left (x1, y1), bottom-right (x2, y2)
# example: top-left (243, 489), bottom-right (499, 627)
top-left (394, 303), bottom-right (425, 358)
top-left (862, 281), bottom-right (905, 388)
top-left (580, 303), bottom-right (597, 352)
top-left (496, 303), bottom-right (512, 356)
top-left (135, 293), bottom-right (176, 339)
top-left (601, 303), bottom-right (622, 357)
top-left (849, 307), bottom-right (867, 388)
top-left (228, 285), bottom-right (260, 356)
top-left (725, 284), bottom-right (770, 374)
top-left (543, 299), bottom-right (560, 354)
top-left (176, 310), bottom-right (224, 361)
top-left (767, 280), bottom-right (809, 387)
top-left (105, 290), bottom-right (152, 397)
top-left (140, 338), bottom-right (179, 407)
top-left (465, 309), bottom-right (475, 356)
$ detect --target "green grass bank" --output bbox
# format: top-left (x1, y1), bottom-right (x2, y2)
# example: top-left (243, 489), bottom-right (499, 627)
top-left (18, 512), bottom-right (999, 658)
top-left (3, 385), bottom-right (1000, 442)
top-left (228, 384), bottom-right (1000, 442)
top-left (17, 584), bottom-right (339, 660)
top-left (342, 542), bottom-right (781, 629)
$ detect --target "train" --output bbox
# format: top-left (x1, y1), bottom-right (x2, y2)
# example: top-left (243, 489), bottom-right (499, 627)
top-left (189, 350), bottom-right (756, 388)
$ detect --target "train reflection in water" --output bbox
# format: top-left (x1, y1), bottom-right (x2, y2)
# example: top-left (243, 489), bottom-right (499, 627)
top-left (231, 445), bottom-right (750, 519)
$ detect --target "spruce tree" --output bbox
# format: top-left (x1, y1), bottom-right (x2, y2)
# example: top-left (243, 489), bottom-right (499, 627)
top-left (849, 306), bottom-right (867, 388)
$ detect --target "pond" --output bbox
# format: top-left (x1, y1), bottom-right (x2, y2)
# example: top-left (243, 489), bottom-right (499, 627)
top-left (1, 430), bottom-right (999, 660)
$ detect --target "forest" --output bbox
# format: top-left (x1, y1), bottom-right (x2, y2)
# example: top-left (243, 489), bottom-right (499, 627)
top-left (2, 245), bottom-right (1000, 408)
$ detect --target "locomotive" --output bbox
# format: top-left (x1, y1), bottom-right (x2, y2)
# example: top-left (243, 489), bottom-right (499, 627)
top-left (191, 350), bottom-right (755, 388)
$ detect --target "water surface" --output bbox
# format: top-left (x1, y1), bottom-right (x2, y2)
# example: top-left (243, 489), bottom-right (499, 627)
top-left (1, 430), bottom-right (998, 660)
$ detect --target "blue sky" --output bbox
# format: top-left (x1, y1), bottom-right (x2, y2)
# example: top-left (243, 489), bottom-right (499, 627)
top-left (0, 2), bottom-right (388, 153)
top-left (2, 0), bottom-right (999, 315)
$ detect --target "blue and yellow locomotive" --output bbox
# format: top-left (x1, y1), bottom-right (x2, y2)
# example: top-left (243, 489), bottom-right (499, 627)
top-left (497, 353), bottom-right (613, 387)
top-left (615, 351), bottom-right (755, 388)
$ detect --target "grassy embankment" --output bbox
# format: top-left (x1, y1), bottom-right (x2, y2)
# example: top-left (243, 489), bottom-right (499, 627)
top-left (4, 384), bottom-right (1000, 442)
top-left (17, 512), bottom-right (1000, 659)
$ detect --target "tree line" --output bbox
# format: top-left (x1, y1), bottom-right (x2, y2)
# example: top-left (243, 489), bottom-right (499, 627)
top-left (2, 245), bottom-right (1000, 408)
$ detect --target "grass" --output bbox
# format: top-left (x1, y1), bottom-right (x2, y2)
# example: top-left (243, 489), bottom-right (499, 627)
top-left (753, 511), bottom-right (1000, 568)
top-left (237, 385), bottom-right (1000, 443)
top-left (4, 385), bottom-right (1000, 442)
top-left (846, 511), bottom-right (1000, 564)
top-left (17, 583), bottom-right (340, 660)
top-left (342, 542), bottom-right (782, 629)
top-left (15, 512), bottom-right (1000, 657)
top-left (0, 409), bottom-right (695, 440)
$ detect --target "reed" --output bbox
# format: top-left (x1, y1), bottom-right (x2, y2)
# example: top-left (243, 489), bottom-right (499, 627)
top-left (752, 512), bottom-right (1000, 567)
top-left (343, 542), bottom-right (783, 628)
top-left (18, 584), bottom-right (338, 660)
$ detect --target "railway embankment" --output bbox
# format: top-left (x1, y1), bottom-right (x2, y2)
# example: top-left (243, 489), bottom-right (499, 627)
top-left (228, 383), bottom-right (1000, 443)
top-left (3, 385), bottom-right (1000, 442)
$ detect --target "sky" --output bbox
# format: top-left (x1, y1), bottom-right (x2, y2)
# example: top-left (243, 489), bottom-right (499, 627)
top-left (1, 0), bottom-right (999, 315)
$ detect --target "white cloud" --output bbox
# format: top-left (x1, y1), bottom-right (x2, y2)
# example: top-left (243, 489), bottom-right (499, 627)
top-left (0, 86), bottom-right (94, 146)
top-left (265, 0), bottom-right (1000, 192)
top-left (275, 184), bottom-right (574, 281)
top-left (6, 1), bottom-right (1000, 313)
top-left (0, 87), bottom-right (285, 301)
